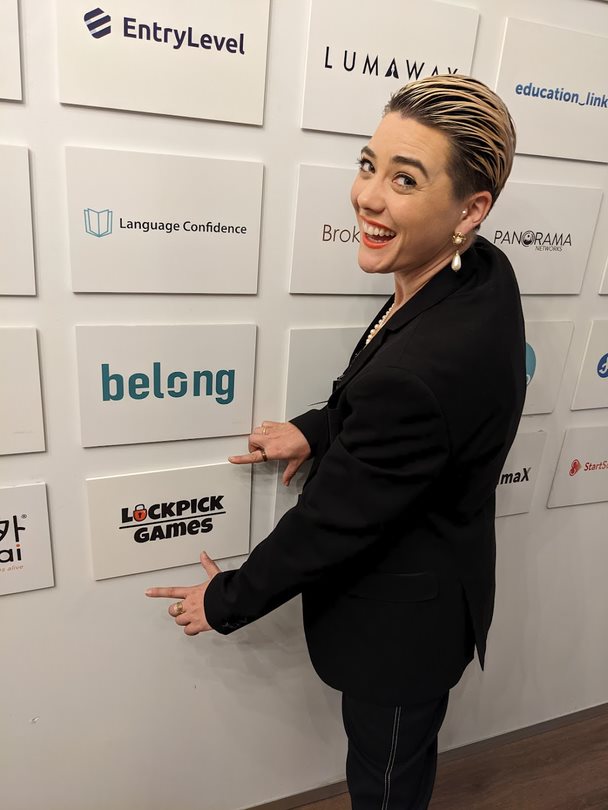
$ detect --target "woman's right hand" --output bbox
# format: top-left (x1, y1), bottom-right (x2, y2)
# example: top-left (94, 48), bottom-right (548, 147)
top-left (228, 420), bottom-right (312, 486)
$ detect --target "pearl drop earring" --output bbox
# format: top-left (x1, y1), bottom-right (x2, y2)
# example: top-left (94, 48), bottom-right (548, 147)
top-left (451, 232), bottom-right (466, 272)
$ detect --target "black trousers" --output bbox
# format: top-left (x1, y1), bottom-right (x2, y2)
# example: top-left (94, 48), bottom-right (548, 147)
top-left (341, 691), bottom-right (449, 810)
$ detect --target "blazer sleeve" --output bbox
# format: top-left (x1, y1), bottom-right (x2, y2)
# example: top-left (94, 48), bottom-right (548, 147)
top-left (289, 406), bottom-right (328, 456)
top-left (204, 366), bottom-right (450, 634)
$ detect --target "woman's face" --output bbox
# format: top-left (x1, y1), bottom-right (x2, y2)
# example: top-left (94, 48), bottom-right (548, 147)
top-left (351, 112), bottom-right (468, 277)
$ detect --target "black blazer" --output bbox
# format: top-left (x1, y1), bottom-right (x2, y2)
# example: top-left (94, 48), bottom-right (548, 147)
top-left (205, 236), bottom-right (526, 705)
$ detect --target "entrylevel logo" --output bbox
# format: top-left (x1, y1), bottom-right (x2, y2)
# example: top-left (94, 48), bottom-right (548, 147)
top-left (84, 8), bottom-right (112, 39)
top-left (83, 7), bottom-right (246, 54)
top-left (119, 495), bottom-right (226, 542)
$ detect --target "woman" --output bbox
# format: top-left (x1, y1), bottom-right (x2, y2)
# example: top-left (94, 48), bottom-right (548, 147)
top-left (147, 75), bottom-right (525, 809)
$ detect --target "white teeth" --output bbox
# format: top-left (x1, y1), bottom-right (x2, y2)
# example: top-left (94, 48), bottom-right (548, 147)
top-left (362, 222), bottom-right (395, 237)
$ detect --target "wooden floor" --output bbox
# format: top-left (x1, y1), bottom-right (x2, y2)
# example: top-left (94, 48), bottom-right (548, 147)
top-left (297, 706), bottom-right (608, 810)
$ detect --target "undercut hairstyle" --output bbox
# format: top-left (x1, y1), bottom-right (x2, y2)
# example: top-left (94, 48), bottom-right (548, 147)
top-left (385, 75), bottom-right (516, 208)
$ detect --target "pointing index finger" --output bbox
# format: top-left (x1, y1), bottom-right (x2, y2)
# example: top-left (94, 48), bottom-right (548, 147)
top-left (145, 587), bottom-right (188, 599)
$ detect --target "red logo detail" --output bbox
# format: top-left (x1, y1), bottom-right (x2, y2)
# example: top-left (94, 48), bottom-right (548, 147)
top-left (569, 459), bottom-right (581, 477)
top-left (133, 504), bottom-right (147, 521)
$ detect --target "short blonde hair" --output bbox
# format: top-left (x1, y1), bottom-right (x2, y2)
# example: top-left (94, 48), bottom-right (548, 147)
top-left (385, 75), bottom-right (516, 207)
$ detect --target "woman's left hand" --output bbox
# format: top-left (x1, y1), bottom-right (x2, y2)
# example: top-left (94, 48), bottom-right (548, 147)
top-left (145, 551), bottom-right (221, 635)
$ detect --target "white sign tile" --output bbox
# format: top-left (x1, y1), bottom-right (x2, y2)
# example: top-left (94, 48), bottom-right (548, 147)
top-left (0, 483), bottom-right (53, 596)
top-left (548, 426), bottom-right (608, 508)
top-left (523, 321), bottom-right (574, 415)
top-left (0, 0), bottom-right (21, 100)
top-left (274, 326), bottom-right (365, 525)
top-left (0, 328), bottom-right (45, 455)
top-left (302, 0), bottom-right (479, 136)
top-left (601, 258), bottom-right (608, 295)
top-left (0, 146), bottom-right (35, 295)
top-left (481, 182), bottom-right (602, 295)
top-left (66, 147), bottom-right (262, 294)
top-left (290, 165), bottom-right (393, 295)
top-left (57, 0), bottom-right (270, 125)
top-left (496, 431), bottom-right (547, 518)
top-left (76, 324), bottom-right (256, 447)
top-left (572, 321), bottom-right (608, 411)
top-left (496, 19), bottom-right (608, 163)
top-left (86, 464), bottom-right (251, 580)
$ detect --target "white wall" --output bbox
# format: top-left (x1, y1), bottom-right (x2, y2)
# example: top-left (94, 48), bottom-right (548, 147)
top-left (1, 1), bottom-right (608, 809)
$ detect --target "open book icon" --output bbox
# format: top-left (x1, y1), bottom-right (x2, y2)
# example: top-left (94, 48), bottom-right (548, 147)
top-left (84, 208), bottom-right (113, 238)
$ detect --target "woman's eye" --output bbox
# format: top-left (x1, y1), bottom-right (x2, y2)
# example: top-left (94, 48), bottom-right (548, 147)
top-left (394, 174), bottom-right (416, 188)
top-left (357, 157), bottom-right (374, 173)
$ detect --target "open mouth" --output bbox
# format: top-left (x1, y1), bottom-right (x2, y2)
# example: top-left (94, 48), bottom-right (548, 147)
top-left (360, 220), bottom-right (396, 248)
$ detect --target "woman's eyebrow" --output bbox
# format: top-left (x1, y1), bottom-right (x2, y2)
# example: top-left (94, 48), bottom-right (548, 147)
top-left (361, 145), bottom-right (429, 180)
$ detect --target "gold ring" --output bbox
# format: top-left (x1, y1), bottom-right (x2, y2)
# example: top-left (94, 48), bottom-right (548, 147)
top-left (173, 601), bottom-right (185, 616)
top-left (260, 448), bottom-right (268, 462)
top-left (262, 426), bottom-right (268, 435)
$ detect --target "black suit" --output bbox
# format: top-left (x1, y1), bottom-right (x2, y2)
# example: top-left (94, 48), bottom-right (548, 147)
top-left (205, 236), bottom-right (525, 709)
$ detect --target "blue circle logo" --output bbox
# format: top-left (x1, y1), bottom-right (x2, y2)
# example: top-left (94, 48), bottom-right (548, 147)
top-left (525, 343), bottom-right (537, 386)
top-left (597, 353), bottom-right (608, 379)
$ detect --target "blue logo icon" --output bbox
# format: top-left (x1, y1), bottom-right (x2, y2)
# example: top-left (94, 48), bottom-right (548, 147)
top-left (84, 208), bottom-right (113, 238)
top-left (525, 343), bottom-right (536, 386)
top-left (84, 8), bottom-right (111, 39)
top-left (597, 353), bottom-right (608, 379)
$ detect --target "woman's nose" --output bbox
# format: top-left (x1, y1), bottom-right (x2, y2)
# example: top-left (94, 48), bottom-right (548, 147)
top-left (353, 176), bottom-right (385, 214)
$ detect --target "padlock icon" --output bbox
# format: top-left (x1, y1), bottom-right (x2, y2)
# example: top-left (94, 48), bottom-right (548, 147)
top-left (133, 504), bottom-right (147, 521)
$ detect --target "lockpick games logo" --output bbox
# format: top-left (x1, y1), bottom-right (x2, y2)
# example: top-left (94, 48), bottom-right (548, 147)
top-left (119, 495), bottom-right (226, 543)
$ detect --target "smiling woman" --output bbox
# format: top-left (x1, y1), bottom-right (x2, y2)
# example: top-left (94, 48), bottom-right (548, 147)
top-left (148, 74), bottom-right (525, 810)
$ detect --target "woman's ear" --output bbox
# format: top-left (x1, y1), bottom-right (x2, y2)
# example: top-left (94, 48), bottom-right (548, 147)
top-left (461, 190), bottom-right (493, 233)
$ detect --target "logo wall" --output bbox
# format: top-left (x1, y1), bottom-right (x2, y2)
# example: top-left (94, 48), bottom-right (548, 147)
top-left (57, 0), bottom-right (270, 125)
top-left (75, 324), bottom-right (256, 447)
top-left (290, 165), bottom-right (393, 295)
top-left (0, 0), bottom-right (21, 100)
top-left (0, 145), bottom-right (35, 296)
top-left (301, 0), bottom-right (479, 136)
top-left (496, 431), bottom-right (547, 518)
top-left (274, 326), bottom-right (367, 525)
top-left (572, 320), bottom-right (608, 410)
top-left (0, 483), bottom-right (54, 597)
top-left (480, 182), bottom-right (602, 294)
top-left (496, 19), bottom-right (608, 163)
top-left (86, 464), bottom-right (251, 580)
top-left (548, 426), bottom-right (608, 508)
top-left (66, 147), bottom-right (263, 294)
top-left (523, 321), bottom-right (574, 415)
top-left (0, 328), bottom-right (45, 456)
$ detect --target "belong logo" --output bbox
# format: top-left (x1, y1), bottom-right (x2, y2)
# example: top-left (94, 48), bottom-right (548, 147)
top-left (76, 324), bottom-right (255, 447)
top-left (84, 7), bottom-right (111, 39)
top-left (101, 362), bottom-right (235, 405)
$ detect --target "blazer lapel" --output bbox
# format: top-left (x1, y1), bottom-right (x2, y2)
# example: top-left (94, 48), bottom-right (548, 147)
top-left (332, 264), bottom-right (467, 397)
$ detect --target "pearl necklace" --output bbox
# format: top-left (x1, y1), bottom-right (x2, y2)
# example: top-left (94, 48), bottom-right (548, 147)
top-left (365, 302), bottom-right (396, 346)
